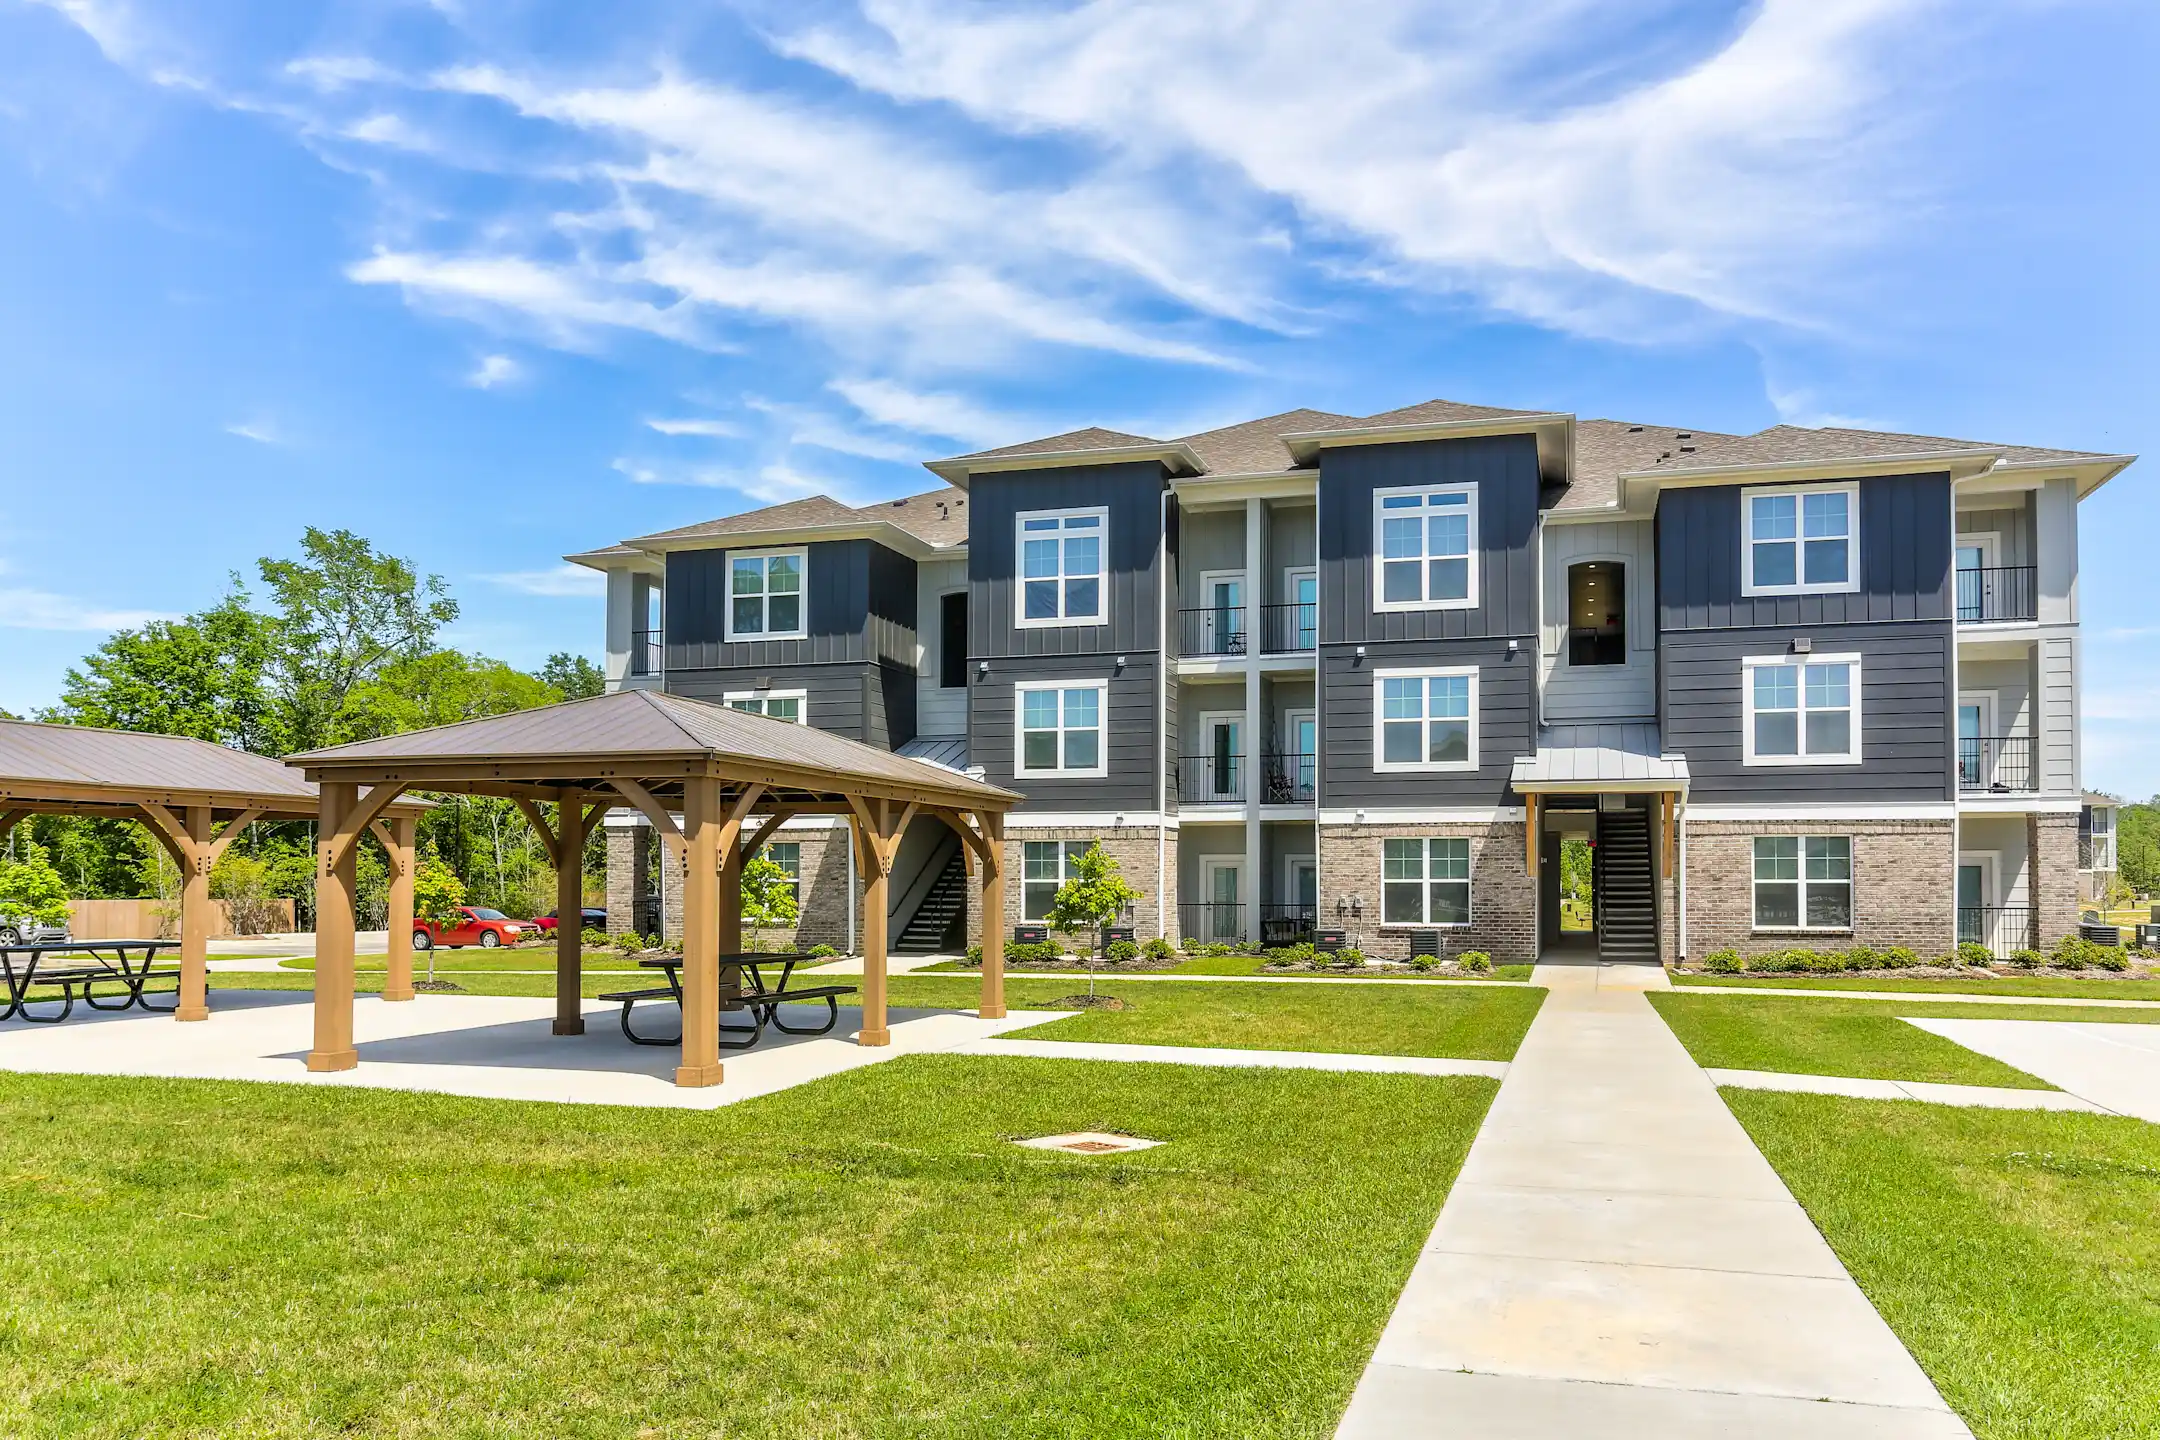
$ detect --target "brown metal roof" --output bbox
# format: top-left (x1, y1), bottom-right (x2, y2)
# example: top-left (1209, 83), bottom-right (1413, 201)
top-left (0, 719), bottom-right (391, 818)
top-left (288, 689), bottom-right (1018, 810)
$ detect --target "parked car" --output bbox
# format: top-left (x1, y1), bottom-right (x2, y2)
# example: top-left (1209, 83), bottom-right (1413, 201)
top-left (412, 906), bottom-right (534, 951)
top-left (0, 915), bottom-right (70, 946)
top-left (531, 907), bottom-right (607, 934)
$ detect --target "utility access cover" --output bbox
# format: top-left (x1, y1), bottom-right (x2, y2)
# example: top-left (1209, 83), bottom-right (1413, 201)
top-left (1014, 1132), bottom-right (1163, 1155)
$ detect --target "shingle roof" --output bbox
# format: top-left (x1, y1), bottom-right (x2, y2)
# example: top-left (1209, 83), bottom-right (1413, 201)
top-left (0, 718), bottom-right (372, 816)
top-left (1559, 418), bottom-right (1740, 511)
top-left (1358, 397), bottom-right (1551, 427)
top-left (1665, 424), bottom-right (2114, 473)
top-left (1172, 408), bottom-right (1359, 476)
top-left (855, 489), bottom-right (969, 547)
top-left (948, 426), bottom-right (1160, 461)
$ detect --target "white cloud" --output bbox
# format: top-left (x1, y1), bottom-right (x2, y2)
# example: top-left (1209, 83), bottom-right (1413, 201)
top-left (224, 419), bottom-right (283, 444)
top-left (645, 417), bottom-right (743, 438)
top-left (479, 564), bottom-right (605, 597)
top-left (346, 250), bottom-right (702, 349)
top-left (827, 377), bottom-right (1028, 448)
top-left (0, 583), bottom-right (172, 632)
top-left (466, 353), bottom-right (522, 389)
top-left (611, 456), bottom-right (846, 506)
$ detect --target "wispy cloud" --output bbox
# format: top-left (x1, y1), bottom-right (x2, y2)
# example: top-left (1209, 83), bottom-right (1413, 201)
top-left (224, 419), bottom-right (283, 445)
top-left (611, 456), bottom-right (846, 506)
top-left (0, 564), bottom-right (173, 631)
top-left (478, 563), bottom-right (604, 597)
top-left (828, 376), bottom-right (1029, 448)
top-left (466, 353), bottom-right (521, 389)
top-left (645, 417), bottom-right (742, 438)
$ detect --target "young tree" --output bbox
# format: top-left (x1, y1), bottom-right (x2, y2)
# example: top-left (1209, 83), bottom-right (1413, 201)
top-left (739, 853), bottom-right (800, 952)
top-left (0, 841), bottom-right (73, 932)
top-left (1046, 842), bottom-right (1142, 996)
top-left (411, 854), bottom-right (468, 985)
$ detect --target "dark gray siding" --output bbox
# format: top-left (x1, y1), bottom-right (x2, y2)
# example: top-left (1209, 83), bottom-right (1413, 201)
top-left (1658, 472), bottom-right (1953, 630)
top-left (866, 660), bottom-right (917, 750)
top-left (665, 662), bottom-right (866, 740)
top-left (1661, 621), bottom-right (1954, 804)
top-left (866, 542), bottom-right (919, 668)
top-left (968, 461), bottom-right (1165, 659)
top-left (969, 657), bottom-right (1160, 812)
top-left (1318, 639), bottom-right (1535, 809)
top-left (666, 539), bottom-right (882, 670)
top-left (1317, 434), bottom-right (1541, 646)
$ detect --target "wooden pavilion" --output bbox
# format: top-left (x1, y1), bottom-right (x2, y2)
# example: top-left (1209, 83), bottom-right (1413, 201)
top-left (285, 689), bottom-right (1019, 1087)
top-left (0, 719), bottom-right (428, 1020)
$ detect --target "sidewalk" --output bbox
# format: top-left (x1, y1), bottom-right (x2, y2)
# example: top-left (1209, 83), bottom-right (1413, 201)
top-left (1335, 961), bottom-right (1969, 1438)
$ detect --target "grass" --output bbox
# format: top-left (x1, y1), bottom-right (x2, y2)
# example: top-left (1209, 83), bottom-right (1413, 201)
top-left (0, 1058), bottom-right (1495, 1438)
top-left (210, 970), bottom-right (1545, 1061)
top-left (1727, 1092), bottom-right (2160, 1439)
top-left (1672, 972), bottom-right (2160, 1001)
top-left (918, 954), bottom-right (1536, 982)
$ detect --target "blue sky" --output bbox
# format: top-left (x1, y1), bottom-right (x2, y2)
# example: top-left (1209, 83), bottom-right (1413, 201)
top-left (2, 0), bottom-right (2156, 791)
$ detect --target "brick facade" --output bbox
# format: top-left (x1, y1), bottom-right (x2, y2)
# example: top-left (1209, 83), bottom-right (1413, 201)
top-left (1004, 827), bottom-right (1171, 943)
top-left (2029, 811), bottom-right (2081, 950)
top-left (603, 824), bottom-right (655, 938)
top-left (1317, 820), bottom-right (1537, 962)
top-left (1683, 818), bottom-right (1955, 959)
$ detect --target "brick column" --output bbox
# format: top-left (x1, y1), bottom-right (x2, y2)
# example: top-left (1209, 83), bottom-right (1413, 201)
top-left (2030, 811), bottom-right (2081, 950)
top-left (604, 824), bottom-right (649, 938)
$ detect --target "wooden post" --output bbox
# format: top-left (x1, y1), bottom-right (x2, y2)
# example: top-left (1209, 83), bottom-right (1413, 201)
top-left (676, 776), bottom-right (724, 1087)
top-left (1659, 793), bottom-right (1676, 879)
top-left (555, 792), bottom-right (586, 1036)
top-left (376, 816), bottom-right (415, 1002)
top-left (176, 805), bottom-right (213, 1022)
top-left (857, 800), bottom-right (892, 1046)
top-left (1524, 793), bottom-right (1539, 877)
top-left (978, 811), bottom-right (1005, 1020)
top-left (308, 782), bottom-right (360, 1073)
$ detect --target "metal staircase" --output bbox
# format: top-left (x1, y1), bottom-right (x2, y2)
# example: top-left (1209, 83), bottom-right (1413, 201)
top-left (1594, 807), bottom-right (1659, 964)
top-left (894, 847), bottom-right (969, 953)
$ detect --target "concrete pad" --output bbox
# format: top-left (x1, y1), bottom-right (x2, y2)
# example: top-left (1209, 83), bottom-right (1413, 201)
top-left (1704, 1069), bottom-right (1914, 1102)
top-left (1456, 1135), bottom-right (1795, 1202)
top-left (1897, 1079), bottom-right (2114, 1112)
top-left (1337, 1366), bottom-right (1972, 1439)
top-left (1429, 1183), bottom-right (1847, 1278)
top-left (1906, 1018), bottom-right (2160, 1121)
top-left (955, 1036), bottom-right (1507, 1078)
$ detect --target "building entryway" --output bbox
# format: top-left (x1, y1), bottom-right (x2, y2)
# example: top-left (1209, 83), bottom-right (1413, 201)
top-left (1535, 798), bottom-right (1661, 964)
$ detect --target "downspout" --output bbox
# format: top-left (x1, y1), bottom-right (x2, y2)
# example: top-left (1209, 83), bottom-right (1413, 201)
top-left (1677, 792), bottom-right (1688, 965)
top-left (1157, 484), bottom-right (1170, 940)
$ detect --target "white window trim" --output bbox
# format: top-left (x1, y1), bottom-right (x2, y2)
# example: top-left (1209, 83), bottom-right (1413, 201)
top-left (722, 547), bottom-right (810, 643)
top-left (1014, 506), bottom-right (1109, 629)
top-left (721, 688), bottom-right (809, 724)
top-left (1372, 483), bottom-right (1479, 613)
top-left (1379, 836), bottom-right (1474, 928)
top-left (1013, 678), bottom-right (1111, 780)
top-left (1739, 481), bottom-right (1860, 598)
top-left (1372, 665), bottom-right (1480, 774)
top-left (1750, 835), bottom-right (1855, 933)
top-left (1741, 653), bottom-right (1863, 767)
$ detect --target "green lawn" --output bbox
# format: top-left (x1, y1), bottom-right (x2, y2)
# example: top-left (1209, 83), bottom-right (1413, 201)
top-left (1727, 1092), bottom-right (2160, 1439)
top-left (210, 971), bottom-right (1546, 1062)
top-left (0, 1059), bottom-right (1495, 1439)
top-left (918, 955), bottom-right (1536, 982)
top-left (276, 952), bottom-right (843, 974)
top-left (1673, 972), bottom-right (2160, 1001)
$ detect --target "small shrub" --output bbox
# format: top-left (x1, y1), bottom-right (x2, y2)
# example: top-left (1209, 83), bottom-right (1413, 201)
top-left (1841, 946), bottom-right (1879, 971)
top-left (1704, 949), bottom-right (1744, 974)
top-left (579, 927), bottom-right (609, 949)
top-left (1334, 946), bottom-right (1365, 966)
top-left (1406, 953), bottom-right (1438, 972)
top-left (1141, 936), bottom-right (1175, 960)
top-left (1105, 939), bottom-right (1139, 961)
top-left (1956, 941), bottom-right (1994, 967)
top-left (1879, 946), bottom-right (1919, 970)
top-left (2008, 948), bottom-right (2046, 969)
top-left (1180, 934), bottom-right (1206, 952)
top-left (807, 943), bottom-right (839, 959)
top-left (1799, 949), bottom-right (1845, 974)
top-left (611, 931), bottom-right (644, 955)
top-left (1007, 940), bottom-right (1062, 964)
top-left (1458, 950), bottom-right (1492, 974)
top-left (2091, 946), bottom-right (2130, 972)
top-left (1753, 950), bottom-right (1802, 973)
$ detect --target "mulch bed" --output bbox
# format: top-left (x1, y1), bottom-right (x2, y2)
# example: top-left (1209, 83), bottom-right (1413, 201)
top-left (1050, 994), bottom-right (1130, 1010)
top-left (1672, 963), bottom-right (2159, 981)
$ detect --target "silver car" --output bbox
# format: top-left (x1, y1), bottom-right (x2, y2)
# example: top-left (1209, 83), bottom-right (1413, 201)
top-left (0, 916), bottom-right (69, 946)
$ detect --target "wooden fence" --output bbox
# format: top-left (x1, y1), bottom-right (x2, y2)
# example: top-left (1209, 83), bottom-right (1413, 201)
top-left (65, 898), bottom-right (297, 940)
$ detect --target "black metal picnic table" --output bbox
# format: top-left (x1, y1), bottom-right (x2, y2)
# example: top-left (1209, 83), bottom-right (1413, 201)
top-left (598, 953), bottom-right (857, 1049)
top-left (0, 939), bottom-right (182, 1024)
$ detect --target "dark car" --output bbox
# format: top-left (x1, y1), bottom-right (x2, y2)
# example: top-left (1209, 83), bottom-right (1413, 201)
top-left (532, 907), bottom-right (608, 934)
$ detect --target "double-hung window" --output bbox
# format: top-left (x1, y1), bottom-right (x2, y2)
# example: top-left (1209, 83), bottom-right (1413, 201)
top-left (1743, 655), bottom-right (1860, 764)
top-left (1374, 667), bottom-right (1478, 772)
top-left (763, 841), bottom-right (801, 902)
top-left (1381, 838), bottom-right (1472, 925)
top-left (723, 689), bottom-right (807, 724)
top-left (1374, 484), bottom-right (1477, 611)
top-left (1022, 840), bottom-right (1090, 920)
top-left (1742, 483), bottom-right (1858, 595)
top-left (1015, 680), bottom-right (1107, 778)
top-left (1753, 837), bottom-right (1852, 930)
top-left (1017, 508), bottom-right (1107, 626)
top-left (725, 548), bottom-right (808, 641)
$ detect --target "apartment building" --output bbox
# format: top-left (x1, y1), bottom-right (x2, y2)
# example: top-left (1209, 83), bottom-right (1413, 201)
top-left (568, 399), bottom-right (2133, 964)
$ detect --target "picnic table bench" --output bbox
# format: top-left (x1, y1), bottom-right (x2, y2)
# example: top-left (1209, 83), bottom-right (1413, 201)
top-left (598, 954), bottom-right (857, 1049)
top-left (0, 940), bottom-right (181, 1023)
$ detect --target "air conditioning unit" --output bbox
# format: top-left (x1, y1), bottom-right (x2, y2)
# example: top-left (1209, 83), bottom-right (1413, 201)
top-left (1410, 929), bottom-right (1441, 957)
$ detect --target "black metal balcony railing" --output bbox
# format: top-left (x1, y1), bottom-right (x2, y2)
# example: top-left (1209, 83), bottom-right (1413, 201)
top-left (1566, 626), bottom-right (1626, 667)
top-left (1957, 734), bottom-right (2035, 793)
top-left (630, 628), bottom-right (663, 676)
top-left (1176, 752), bottom-right (1244, 805)
top-left (1955, 565), bottom-right (2037, 624)
top-left (1260, 602), bottom-right (1317, 654)
top-left (1178, 607), bottom-right (1246, 657)
top-left (1262, 751), bottom-right (1317, 805)
top-left (1180, 901), bottom-right (1245, 945)
top-left (1259, 904), bottom-right (1317, 947)
top-left (1959, 905), bottom-right (2035, 959)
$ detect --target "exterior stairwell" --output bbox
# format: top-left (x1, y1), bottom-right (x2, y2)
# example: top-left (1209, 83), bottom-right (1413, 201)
top-left (1594, 808), bottom-right (1659, 964)
top-left (894, 846), bottom-right (969, 953)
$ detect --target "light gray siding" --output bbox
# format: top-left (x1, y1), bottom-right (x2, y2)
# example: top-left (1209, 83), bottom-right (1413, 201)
top-left (1318, 638), bottom-right (1535, 809)
top-left (2036, 477), bottom-right (2079, 625)
top-left (915, 556), bottom-right (970, 738)
top-left (1540, 518), bottom-right (1656, 722)
top-left (2038, 633), bottom-right (2078, 795)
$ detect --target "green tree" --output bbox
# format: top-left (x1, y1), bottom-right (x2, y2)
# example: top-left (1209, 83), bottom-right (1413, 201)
top-left (539, 653), bottom-right (605, 700)
top-left (49, 587), bottom-right (278, 751)
top-left (1046, 842), bottom-right (1141, 996)
top-left (411, 854), bottom-right (468, 986)
top-left (0, 840), bottom-right (74, 930)
top-left (2117, 799), bottom-right (2160, 897)
top-left (739, 853), bottom-right (800, 951)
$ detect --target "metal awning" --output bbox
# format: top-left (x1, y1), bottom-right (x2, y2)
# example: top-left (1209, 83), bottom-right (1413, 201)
top-left (1510, 724), bottom-right (1690, 795)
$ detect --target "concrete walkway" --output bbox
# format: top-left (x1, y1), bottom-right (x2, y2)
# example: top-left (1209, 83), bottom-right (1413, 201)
top-left (1336, 961), bottom-right (1969, 1439)
top-left (1906, 1017), bottom-right (2160, 1121)
top-left (956, 1036), bottom-right (1507, 1078)
top-left (1708, 1067), bottom-right (2117, 1114)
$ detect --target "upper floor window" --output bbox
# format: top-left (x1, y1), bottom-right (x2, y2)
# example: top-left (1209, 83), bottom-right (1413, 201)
top-left (724, 689), bottom-right (807, 724)
top-left (1017, 508), bottom-right (1107, 627)
top-left (1374, 666), bottom-right (1478, 773)
top-left (726, 548), bottom-right (807, 642)
top-left (1374, 484), bottom-right (1477, 612)
top-left (1566, 561), bottom-right (1625, 666)
top-left (1015, 679), bottom-right (1108, 778)
top-left (1743, 655), bottom-right (1860, 765)
top-left (1741, 483), bottom-right (1858, 596)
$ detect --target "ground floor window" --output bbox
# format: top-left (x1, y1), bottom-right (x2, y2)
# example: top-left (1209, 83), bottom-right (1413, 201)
top-left (1752, 836), bottom-right (1851, 929)
top-left (724, 689), bottom-right (806, 724)
top-left (1022, 840), bottom-right (1090, 921)
top-left (1381, 837), bottom-right (1471, 925)
top-left (764, 840), bottom-right (800, 901)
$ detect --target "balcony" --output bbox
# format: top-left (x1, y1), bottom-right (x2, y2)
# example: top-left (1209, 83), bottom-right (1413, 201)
top-left (1178, 607), bottom-right (1246, 658)
top-left (630, 628), bottom-right (663, 677)
top-left (1262, 751), bottom-right (1316, 805)
top-left (1955, 565), bottom-right (2037, 624)
top-left (1176, 752), bottom-right (1245, 805)
top-left (1180, 900), bottom-right (1245, 944)
top-left (1959, 904), bottom-right (2035, 959)
top-left (1957, 735), bottom-right (2035, 794)
top-left (1259, 602), bottom-right (1316, 654)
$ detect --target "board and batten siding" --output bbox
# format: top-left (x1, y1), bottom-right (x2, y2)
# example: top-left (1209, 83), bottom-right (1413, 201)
top-left (1316, 434), bottom-right (1542, 647)
top-left (665, 662), bottom-right (866, 740)
top-left (967, 460), bottom-right (1166, 660)
top-left (866, 542), bottom-right (920, 670)
top-left (969, 657), bottom-right (1161, 813)
top-left (1660, 621), bottom-right (1954, 804)
top-left (1318, 638), bottom-right (1534, 810)
top-left (666, 539), bottom-right (899, 669)
top-left (1540, 518), bottom-right (1656, 722)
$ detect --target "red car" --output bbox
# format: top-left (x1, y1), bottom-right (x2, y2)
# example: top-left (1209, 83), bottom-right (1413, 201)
top-left (414, 906), bottom-right (534, 951)
top-left (531, 907), bottom-right (608, 934)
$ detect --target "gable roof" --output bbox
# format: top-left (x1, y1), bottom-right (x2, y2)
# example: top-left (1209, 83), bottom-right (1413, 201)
top-left (1172, 408), bottom-right (1359, 476)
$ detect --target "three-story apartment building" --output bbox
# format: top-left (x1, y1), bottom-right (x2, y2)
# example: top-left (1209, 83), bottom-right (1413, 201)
top-left (569, 399), bottom-right (2132, 965)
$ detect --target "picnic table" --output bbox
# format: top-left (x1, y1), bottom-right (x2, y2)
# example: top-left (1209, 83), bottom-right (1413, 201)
top-left (598, 953), bottom-right (857, 1049)
top-left (0, 939), bottom-right (181, 1024)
